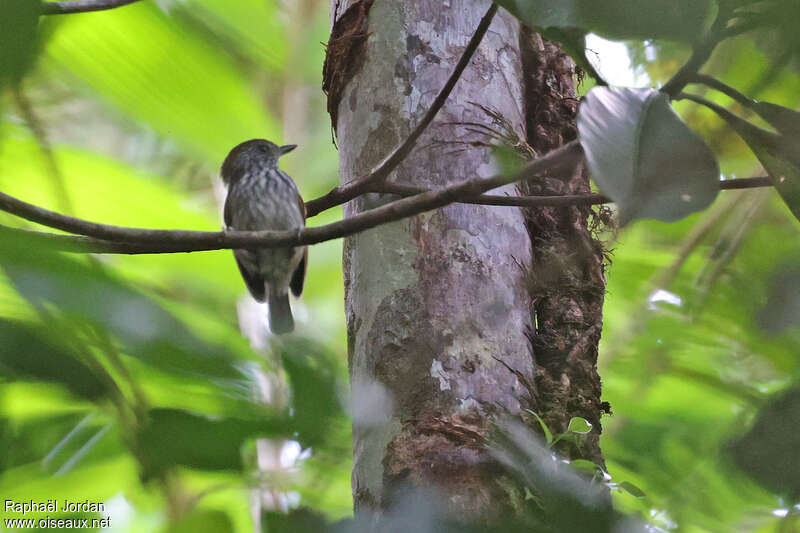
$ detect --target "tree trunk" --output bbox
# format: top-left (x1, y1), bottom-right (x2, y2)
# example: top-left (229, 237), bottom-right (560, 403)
top-left (325, 0), bottom-right (607, 521)
top-left (517, 30), bottom-right (609, 467)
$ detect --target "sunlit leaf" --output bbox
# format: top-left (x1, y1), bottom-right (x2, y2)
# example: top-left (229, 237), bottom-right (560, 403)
top-left (569, 458), bottom-right (602, 475)
top-left (178, 0), bottom-right (287, 73)
top-left (567, 416), bottom-right (593, 434)
top-left (0, 455), bottom-right (138, 514)
top-left (42, 1), bottom-right (278, 163)
top-left (578, 87), bottom-right (720, 224)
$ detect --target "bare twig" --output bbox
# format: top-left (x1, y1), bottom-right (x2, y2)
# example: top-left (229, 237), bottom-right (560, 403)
top-left (304, 3), bottom-right (499, 217)
top-left (40, 0), bottom-right (143, 15)
top-left (661, 12), bottom-right (729, 99)
top-left (13, 86), bottom-right (73, 214)
top-left (688, 73), bottom-right (755, 108)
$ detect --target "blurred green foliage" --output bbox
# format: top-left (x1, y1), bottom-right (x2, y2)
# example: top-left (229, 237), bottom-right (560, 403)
top-left (0, 1), bottom-right (798, 532)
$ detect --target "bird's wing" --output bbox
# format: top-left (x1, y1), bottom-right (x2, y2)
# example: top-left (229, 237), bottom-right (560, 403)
top-left (234, 249), bottom-right (266, 302)
top-left (289, 191), bottom-right (307, 297)
top-left (223, 193), bottom-right (234, 228)
top-left (290, 247), bottom-right (307, 297)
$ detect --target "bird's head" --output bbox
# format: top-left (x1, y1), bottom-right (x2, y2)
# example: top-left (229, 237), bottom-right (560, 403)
top-left (221, 139), bottom-right (297, 185)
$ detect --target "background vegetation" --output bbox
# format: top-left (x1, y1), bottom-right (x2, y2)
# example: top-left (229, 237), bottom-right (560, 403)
top-left (0, 1), bottom-right (798, 532)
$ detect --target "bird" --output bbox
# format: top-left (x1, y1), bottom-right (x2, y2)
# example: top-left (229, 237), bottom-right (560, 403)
top-left (221, 139), bottom-right (307, 335)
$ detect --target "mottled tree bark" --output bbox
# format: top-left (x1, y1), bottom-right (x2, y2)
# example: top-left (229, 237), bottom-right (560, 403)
top-left (517, 30), bottom-right (609, 466)
top-left (325, 0), bottom-right (607, 521)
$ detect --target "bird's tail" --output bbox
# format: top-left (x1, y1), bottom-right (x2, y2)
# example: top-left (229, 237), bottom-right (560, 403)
top-left (268, 289), bottom-right (294, 335)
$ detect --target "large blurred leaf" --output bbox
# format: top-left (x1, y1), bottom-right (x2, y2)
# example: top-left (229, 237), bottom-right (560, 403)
top-left (498, 0), bottom-right (714, 42)
top-left (0, 0), bottom-right (40, 89)
top-left (138, 341), bottom-right (344, 474)
top-left (0, 319), bottom-right (106, 400)
top-left (166, 509), bottom-right (235, 533)
top-left (0, 134), bottom-right (241, 301)
top-left (690, 97), bottom-right (800, 221)
top-left (175, 0), bottom-right (287, 73)
top-left (749, 101), bottom-right (800, 138)
top-left (578, 87), bottom-right (720, 224)
top-left (263, 508), bottom-right (330, 533)
top-left (0, 455), bottom-right (138, 521)
top-left (41, 1), bottom-right (278, 162)
top-left (758, 261), bottom-right (800, 333)
top-left (138, 407), bottom-right (282, 474)
top-left (727, 386), bottom-right (800, 497)
top-left (280, 338), bottom-right (344, 447)
top-left (0, 234), bottom-right (245, 381)
top-left (746, 0), bottom-right (800, 75)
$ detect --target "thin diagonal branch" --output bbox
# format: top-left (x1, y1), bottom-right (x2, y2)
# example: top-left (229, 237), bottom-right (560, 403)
top-left (304, 2), bottom-right (499, 217)
top-left (13, 85), bottom-right (74, 214)
top-left (688, 73), bottom-right (756, 108)
top-left (40, 0), bottom-right (143, 15)
top-left (661, 11), bottom-right (730, 99)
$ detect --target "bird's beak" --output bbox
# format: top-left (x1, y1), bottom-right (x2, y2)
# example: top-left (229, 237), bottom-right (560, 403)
top-left (279, 144), bottom-right (297, 156)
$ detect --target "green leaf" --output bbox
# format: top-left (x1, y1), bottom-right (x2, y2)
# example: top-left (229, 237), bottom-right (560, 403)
top-left (567, 416), bottom-right (593, 434)
top-left (581, 0), bottom-right (716, 42)
top-left (138, 342), bottom-right (343, 474)
top-left (618, 481), bottom-right (647, 498)
top-left (497, 0), bottom-right (714, 41)
top-left (262, 508), bottom-right (330, 533)
top-left (498, 1), bottom-right (583, 30)
top-left (0, 0), bottom-right (40, 88)
top-left (175, 0), bottom-right (287, 73)
top-left (0, 319), bottom-right (107, 400)
top-left (42, 1), bottom-right (279, 163)
top-left (750, 101), bottom-right (800, 139)
top-left (570, 458), bottom-right (602, 475)
top-left (578, 87), bottom-right (720, 224)
top-left (0, 237), bottom-right (245, 382)
top-left (138, 408), bottom-right (283, 474)
top-left (165, 509), bottom-right (235, 533)
top-left (525, 409), bottom-right (554, 445)
top-left (690, 97), bottom-right (800, 222)
top-left (758, 262), bottom-right (800, 334)
top-left (281, 338), bottom-right (344, 447)
top-left (727, 387), bottom-right (800, 496)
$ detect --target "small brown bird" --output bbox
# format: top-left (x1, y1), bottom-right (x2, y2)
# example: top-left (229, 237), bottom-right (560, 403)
top-left (221, 139), bottom-right (307, 334)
